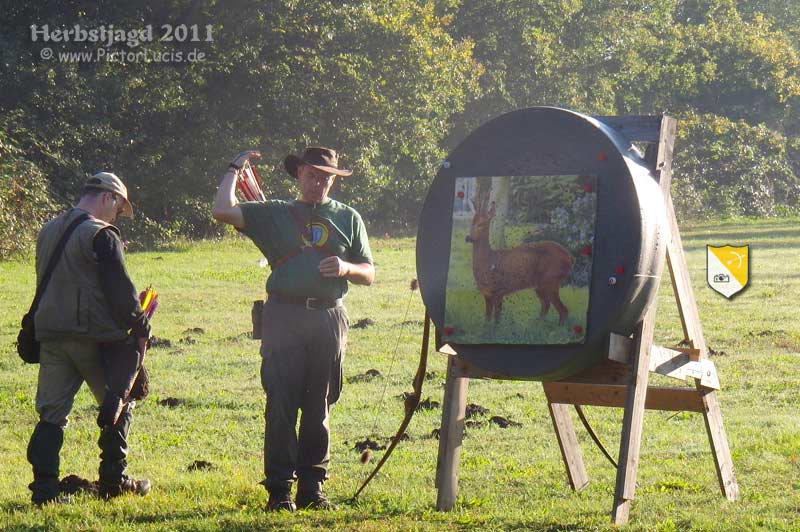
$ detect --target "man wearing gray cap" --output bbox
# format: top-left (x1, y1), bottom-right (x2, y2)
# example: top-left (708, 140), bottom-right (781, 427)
top-left (27, 172), bottom-right (152, 505)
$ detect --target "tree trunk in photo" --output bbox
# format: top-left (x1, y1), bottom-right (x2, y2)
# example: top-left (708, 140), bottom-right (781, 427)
top-left (490, 176), bottom-right (510, 249)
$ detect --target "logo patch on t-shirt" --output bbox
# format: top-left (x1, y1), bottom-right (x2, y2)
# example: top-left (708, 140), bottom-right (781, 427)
top-left (303, 222), bottom-right (330, 247)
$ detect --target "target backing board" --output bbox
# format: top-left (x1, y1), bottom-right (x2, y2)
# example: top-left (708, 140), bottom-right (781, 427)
top-left (417, 107), bottom-right (669, 380)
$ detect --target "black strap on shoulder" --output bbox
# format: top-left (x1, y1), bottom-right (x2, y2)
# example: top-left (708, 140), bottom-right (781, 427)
top-left (28, 213), bottom-right (91, 314)
top-left (287, 203), bottom-right (313, 244)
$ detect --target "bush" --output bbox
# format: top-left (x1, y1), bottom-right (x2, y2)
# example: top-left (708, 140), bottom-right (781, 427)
top-left (672, 112), bottom-right (800, 219)
top-left (0, 131), bottom-right (60, 260)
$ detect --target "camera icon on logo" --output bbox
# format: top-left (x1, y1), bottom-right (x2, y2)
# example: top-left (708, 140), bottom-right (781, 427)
top-left (713, 273), bottom-right (730, 283)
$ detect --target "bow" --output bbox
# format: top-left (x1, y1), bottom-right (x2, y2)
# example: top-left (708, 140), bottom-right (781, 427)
top-left (352, 310), bottom-right (431, 500)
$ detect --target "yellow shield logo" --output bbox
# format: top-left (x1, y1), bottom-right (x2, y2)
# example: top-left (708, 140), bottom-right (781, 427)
top-left (707, 245), bottom-right (749, 298)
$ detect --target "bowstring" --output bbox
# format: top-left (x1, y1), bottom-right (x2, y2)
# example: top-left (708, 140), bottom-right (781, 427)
top-left (366, 285), bottom-right (417, 439)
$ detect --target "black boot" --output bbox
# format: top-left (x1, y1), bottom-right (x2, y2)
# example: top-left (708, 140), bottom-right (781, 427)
top-left (27, 421), bottom-right (69, 506)
top-left (97, 406), bottom-right (150, 499)
top-left (296, 480), bottom-right (337, 510)
top-left (263, 480), bottom-right (295, 512)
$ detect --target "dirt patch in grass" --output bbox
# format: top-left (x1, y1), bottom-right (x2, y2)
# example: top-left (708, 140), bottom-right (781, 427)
top-left (490, 416), bottom-right (522, 428)
top-left (149, 336), bottom-right (173, 349)
top-left (158, 397), bottom-right (185, 408)
top-left (59, 475), bottom-right (98, 496)
top-left (347, 369), bottom-right (382, 383)
top-left (465, 403), bottom-right (489, 418)
top-left (354, 438), bottom-right (386, 453)
top-left (188, 460), bottom-right (214, 471)
top-left (351, 318), bottom-right (375, 329)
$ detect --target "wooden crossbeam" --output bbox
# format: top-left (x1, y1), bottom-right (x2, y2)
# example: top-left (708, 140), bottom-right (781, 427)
top-left (593, 115), bottom-right (663, 142)
top-left (608, 333), bottom-right (720, 389)
top-left (543, 382), bottom-right (706, 412)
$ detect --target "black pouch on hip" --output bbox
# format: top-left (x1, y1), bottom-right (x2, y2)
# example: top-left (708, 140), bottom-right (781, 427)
top-left (252, 300), bottom-right (264, 340)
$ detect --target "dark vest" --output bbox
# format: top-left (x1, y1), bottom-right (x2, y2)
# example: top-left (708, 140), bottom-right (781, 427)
top-left (34, 208), bottom-right (128, 342)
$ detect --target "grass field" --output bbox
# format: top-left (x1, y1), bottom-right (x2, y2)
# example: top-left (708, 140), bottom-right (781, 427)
top-left (1, 218), bottom-right (799, 531)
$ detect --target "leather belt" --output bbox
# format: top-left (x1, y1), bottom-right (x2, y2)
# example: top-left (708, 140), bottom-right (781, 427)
top-left (267, 293), bottom-right (342, 310)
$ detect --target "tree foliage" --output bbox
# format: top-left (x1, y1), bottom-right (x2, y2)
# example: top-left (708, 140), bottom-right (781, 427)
top-left (0, 0), bottom-right (798, 257)
top-left (446, 0), bottom-right (800, 218)
top-left (0, 0), bottom-right (480, 249)
top-left (0, 119), bottom-right (59, 260)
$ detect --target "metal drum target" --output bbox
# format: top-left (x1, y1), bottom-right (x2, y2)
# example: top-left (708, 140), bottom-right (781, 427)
top-left (416, 107), bottom-right (669, 380)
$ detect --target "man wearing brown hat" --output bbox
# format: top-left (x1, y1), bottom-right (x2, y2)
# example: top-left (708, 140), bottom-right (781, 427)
top-left (27, 172), bottom-right (152, 505)
top-left (212, 147), bottom-right (374, 511)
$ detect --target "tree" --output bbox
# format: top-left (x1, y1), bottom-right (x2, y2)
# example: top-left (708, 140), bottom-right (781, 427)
top-left (0, 0), bottom-right (480, 245)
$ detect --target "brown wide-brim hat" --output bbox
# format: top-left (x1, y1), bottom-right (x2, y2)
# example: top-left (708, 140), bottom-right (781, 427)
top-left (284, 147), bottom-right (353, 179)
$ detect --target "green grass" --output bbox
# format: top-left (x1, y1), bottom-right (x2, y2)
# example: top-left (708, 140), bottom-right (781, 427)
top-left (1, 218), bottom-right (799, 531)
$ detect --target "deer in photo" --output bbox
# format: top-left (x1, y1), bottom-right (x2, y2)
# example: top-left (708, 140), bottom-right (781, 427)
top-left (465, 195), bottom-right (575, 325)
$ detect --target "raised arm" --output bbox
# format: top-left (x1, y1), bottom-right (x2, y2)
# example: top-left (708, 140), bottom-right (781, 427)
top-left (211, 150), bottom-right (261, 229)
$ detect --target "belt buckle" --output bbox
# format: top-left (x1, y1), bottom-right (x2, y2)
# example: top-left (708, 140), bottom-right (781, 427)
top-left (305, 298), bottom-right (317, 310)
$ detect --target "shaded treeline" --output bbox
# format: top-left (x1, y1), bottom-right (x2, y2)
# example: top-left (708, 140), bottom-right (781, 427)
top-left (1, 0), bottom-right (799, 258)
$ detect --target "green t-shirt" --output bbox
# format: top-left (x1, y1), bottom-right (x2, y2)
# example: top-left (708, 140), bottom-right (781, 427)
top-left (239, 198), bottom-right (373, 299)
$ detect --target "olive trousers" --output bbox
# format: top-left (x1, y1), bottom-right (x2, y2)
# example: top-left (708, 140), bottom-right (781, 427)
top-left (259, 301), bottom-right (348, 492)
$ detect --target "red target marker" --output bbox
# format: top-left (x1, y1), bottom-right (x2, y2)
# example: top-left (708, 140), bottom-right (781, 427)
top-left (581, 245), bottom-right (592, 256)
top-left (443, 327), bottom-right (454, 336)
top-left (615, 265), bottom-right (625, 274)
top-left (574, 325), bottom-right (583, 334)
top-left (457, 191), bottom-right (465, 199)
top-left (598, 152), bottom-right (608, 161)
top-left (583, 183), bottom-right (593, 193)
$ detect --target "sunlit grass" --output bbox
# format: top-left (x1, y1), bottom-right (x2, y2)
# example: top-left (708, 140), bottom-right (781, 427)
top-left (0, 218), bottom-right (799, 531)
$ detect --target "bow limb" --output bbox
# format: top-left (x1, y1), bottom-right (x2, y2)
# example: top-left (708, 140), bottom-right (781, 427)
top-left (352, 311), bottom-right (431, 500)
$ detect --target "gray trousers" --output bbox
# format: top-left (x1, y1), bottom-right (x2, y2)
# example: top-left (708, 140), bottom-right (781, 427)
top-left (259, 301), bottom-right (348, 491)
top-left (36, 339), bottom-right (107, 426)
top-left (28, 339), bottom-right (111, 501)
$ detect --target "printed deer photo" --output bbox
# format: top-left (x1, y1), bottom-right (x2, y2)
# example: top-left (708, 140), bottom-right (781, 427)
top-left (444, 175), bottom-right (596, 345)
top-left (466, 193), bottom-right (574, 325)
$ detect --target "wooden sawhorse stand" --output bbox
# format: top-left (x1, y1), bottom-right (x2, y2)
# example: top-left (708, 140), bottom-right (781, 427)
top-left (434, 115), bottom-right (739, 525)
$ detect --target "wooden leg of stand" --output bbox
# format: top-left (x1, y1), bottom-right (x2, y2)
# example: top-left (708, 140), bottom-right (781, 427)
top-left (436, 356), bottom-right (469, 511)
top-left (698, 387), bottom-right (740, 500)
top-left (612, 313), bottom-right (656, 525)
top-left (547, 400), bottom-right (589, 490)
top-left (666, 198), bottom-right (739, 500)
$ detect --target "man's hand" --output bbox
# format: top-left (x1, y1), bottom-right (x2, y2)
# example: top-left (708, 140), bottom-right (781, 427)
top-left (230, 150), bottom-right (261, 169)
top-left (319, 257), bottom-right (375, 285)
top-left (213, 149), bottom-right (262, 228)
top-left (319, 256), bottom-right (350, 278)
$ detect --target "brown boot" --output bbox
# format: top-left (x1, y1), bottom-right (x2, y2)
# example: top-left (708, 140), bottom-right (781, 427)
top-left (296, 481), bottom-right (337, 510)
top-left (267, 487), bottom-right (296, 512)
